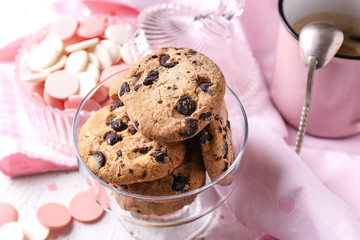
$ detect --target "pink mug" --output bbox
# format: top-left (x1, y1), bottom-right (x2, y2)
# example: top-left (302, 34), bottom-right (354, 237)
top-left (271, 0), bottom-right (360, 138)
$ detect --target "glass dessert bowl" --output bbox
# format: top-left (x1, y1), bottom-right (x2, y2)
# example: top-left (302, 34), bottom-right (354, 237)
top-left (14, 14), bottom-right (134, 156)
top-left (72, 69), bottom-right (248, 239)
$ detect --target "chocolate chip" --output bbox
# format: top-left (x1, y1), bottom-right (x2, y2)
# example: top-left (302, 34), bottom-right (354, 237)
top-left (133, 146), bottom-right (152, 154)
top-left (226, 120), bottom-right (231, 129)
top-left (143, 70), bottom-right (159, 85)
top-left (129, 125), bottom-right (137, 135)
top-left (223, 142), bottom-right (229, 159)
top-left (135, 121), bottom-right (139, 128)
top-left (91, 151), bottom-right (105, 168)
top-left (160, 54), bottom-right (178, 68)
top-left (129, 169), bottom-right (134, 174)
top-left (139, 146), bottom-right (152, 154)
top-left (199, 112), bottom-right (212, 121)
top-left (136, 210), bottom-right (142, 214)
top-left (172, 85), bottom-right (178, 90)
top-left (199, 127), bottom-right (213, 144)
top-left (151, 151), bottom-right (167, 163)
top-left (176, 96), bottom-right (196, 116)
top-left (188, 49), bottom-right (197, 55)
top-left (108, 118), bottom-right (128, 132)
top-left (215, 114), bottom-right (223, 125)
top-left (171, 176), bottom-right (188, 192)
top-left (151, 55), bottom-right (158, 58)
top-left (218, 126), bottom-right (223, 133)
top-left (110, 101), bottom-right (124, 111)
top-left (222, 162), bottom-right (229, 172)
top-left (199, 82), bottom-right (213, 93)
top-left (157, 100), bottom-right (163, 104)
top-left (118, 184), bottom-right (128, 190)
top-left (104, 132), bottom-right (122, 145)
top-left (117, 150), bottom-right (122, 157)
top-left (119, 82), bottom-right (130, 96)
top-left (134, 84), bottom-right (142, 91)
top-left (179, 118), bottom-right (198, 138)
top-left (141, 170), bottom-right (147, 179)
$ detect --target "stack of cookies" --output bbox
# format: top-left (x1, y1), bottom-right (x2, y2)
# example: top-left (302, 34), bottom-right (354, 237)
top-left (78, 47), bottom-right (235, 216)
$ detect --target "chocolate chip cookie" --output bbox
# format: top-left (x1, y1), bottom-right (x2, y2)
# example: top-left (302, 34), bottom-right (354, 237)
top-left (198, 101), bottom-right (235, 185)
top-left (78, 101), bottom-right (186, 184)
top-left (113, 139), bottom-right (206, 216)
top-left (110, 47), bottom-right (226, 142)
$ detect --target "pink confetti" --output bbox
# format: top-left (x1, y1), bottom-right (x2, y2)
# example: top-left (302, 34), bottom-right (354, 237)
top-left (278, 197), bottom-right (295, 214)
top-left (48, 183), bottom-right (58, 191)
top-left (220, 215), bottom-right (225, 220)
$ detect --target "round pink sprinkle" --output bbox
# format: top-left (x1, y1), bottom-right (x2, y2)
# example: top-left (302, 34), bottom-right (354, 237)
top-left (37, 203), bottom-right (72, 229)
top-left (0, 202), bottom-right (18, 227)
top-left (77, 16), bottom-right (106, 39)
top-left (47, 183), bottom-right (57, 191)
top-left (278, 197), bottom-right (295, 214)
top-left (50, 15), bottom-right (78, 40)
top-left (43, 90), bottom-right (64, 110)
top-left (69, 192), bottom-right (104, 223)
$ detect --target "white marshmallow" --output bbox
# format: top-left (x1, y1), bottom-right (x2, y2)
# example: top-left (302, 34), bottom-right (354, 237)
top-left (65, 50), bottom-right (88, 74)
top-left (104, 25), bottom-right (131, 44)
top-left (76, 72), bottom-right (98, 97)
top-left (91, 44), bottom-right (112, 71)
top-left (40, 54), bottom-right (67, 73)
top-left (20, 215), bottom-right (49, 240)
top-left (85, 62), bottom-right (100, 81)
top-left (26, 36), bottom-right (64, 72)
top-left (21, 72), bottom-right (50, 83)
top-left (88, 52), bottom-right (100, 69)
top-left (26, 45), bottom-right (58, 71)
top-left (99, 39), bottom-right (122, 64)
top-left (45, 70), bottom-right (79, 99)
top-left (120, 42), bottom-right (136, 65)
top-left (0, 222), bottom-right (24, 240)
top-left (43, 35), bottom-right (64, 52)
top-left (65, 38), bottom-right (99, 53)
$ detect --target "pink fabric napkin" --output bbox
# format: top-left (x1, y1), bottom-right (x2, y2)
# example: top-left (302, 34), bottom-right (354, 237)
top-left (231, 116), bottom-right (360, 239)
top-left (234, 0), bottom-right (360, 238)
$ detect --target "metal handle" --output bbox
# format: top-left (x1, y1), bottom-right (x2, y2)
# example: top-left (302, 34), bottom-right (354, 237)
top-left (295, 56), bottom-right (318, 155)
